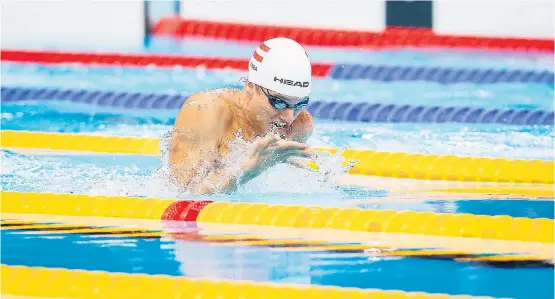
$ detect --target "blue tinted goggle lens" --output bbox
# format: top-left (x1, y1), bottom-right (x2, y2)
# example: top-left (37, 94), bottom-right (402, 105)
top-left (265, 91), bottom-right (309, 112)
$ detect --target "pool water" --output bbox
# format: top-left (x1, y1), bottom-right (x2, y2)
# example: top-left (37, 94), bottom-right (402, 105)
top-left (1, 101), bottom-right (553, 160)
top-left (2, 62), bottom-right (554, 110)
top-left (2, 149), bottom-right (554, 220)
top-left (1, 35), bottom-right (554, 299)
top-left (1, 215), bottom-right (553, 299)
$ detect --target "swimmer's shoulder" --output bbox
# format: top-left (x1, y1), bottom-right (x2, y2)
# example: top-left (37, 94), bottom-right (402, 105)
top-left (179, 88), bottom-right (237, 110)
top-left (174, 88), bottom-right (236, 132)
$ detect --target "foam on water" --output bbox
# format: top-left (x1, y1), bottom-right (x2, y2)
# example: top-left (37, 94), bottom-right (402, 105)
top-left (1, 134), bottom-right (371, 205)
top-left (150, 132), bottom-right (364, 204)
top-left (1, 150), bottom-right (157, 197)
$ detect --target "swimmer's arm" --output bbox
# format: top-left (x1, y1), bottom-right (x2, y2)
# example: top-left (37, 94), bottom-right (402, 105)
top-left (287, 110), bottom-right (316, 170)
top-left (290, 109), bottom-right (314, 143)
top-left (169, 134), bottom-right (255, 194)
top-left (207, 112), bottom-right (317, 191)
top-left (168, 100), bottom-right (253, 194)
top-left (201, 163), bottom-right (258, 194)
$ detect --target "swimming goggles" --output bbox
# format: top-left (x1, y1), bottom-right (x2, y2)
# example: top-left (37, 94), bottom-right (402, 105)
top-left (260, 87), bottom-right (309, 113)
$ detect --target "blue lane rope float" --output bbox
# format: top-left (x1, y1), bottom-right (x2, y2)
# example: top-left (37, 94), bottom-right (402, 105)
top-left (329, 64), bottom-right (555, 85)
top-left (307, 101), bottom-right (554, 125)
top-left (2, 86), bottom-right (553, 126)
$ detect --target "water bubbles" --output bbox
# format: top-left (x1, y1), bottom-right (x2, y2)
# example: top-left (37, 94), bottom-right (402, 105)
top-left (1, 113), bottom-right (14, 120)
top-left (236, 148), bottom-right (351, 196)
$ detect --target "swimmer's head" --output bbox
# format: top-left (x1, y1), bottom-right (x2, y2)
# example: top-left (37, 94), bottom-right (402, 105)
top-left (244, 38), bottom-right (312, 134)
top-left (247, 37), bottom-right (312, 99)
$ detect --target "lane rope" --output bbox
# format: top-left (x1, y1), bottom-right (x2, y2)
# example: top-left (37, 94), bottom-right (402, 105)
top-left (1, 130), bottom-right (161, 155)
top-left (152, 16), bottom-right (555, 52)
top-left (2, 130), bottom-right (553, 184)
top-left (2, 191), bottom-right (553, 244)
top-left (2, 49), bottom-right (553, 85)
top-left (1, 264), bottom-right (501, 299)
top-left (3, 86), bottom-right (553, 125)
top-left (329, 64), bottom-right (554, 85)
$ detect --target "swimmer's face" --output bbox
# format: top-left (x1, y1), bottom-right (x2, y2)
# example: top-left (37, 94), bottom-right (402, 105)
top-left (250, 84), bottom-right (308, 134)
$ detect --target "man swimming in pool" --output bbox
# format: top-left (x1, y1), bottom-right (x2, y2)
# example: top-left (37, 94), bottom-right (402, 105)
top-left (168, 37), bottom-right (315, 195)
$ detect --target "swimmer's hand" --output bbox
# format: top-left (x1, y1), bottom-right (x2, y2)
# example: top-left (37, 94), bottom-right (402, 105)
top-left (287, 157), bottom-right (318, 172)
top-left (240, 134), bottom-right (315, 182)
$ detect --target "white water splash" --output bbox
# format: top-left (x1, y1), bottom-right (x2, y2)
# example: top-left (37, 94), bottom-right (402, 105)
top-left (150, 131), bottom-right (354, 199)
top-left (1, 129), bottom-right (358, 203)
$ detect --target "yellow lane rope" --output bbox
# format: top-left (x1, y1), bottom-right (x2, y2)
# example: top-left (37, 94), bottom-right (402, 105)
top-left (2, 191), bottom-right (553, 243)
top-left (0, 264), bottom-right (501, 299)
top-left (0, 130), bottom-right (160, 155)
top-left (0, 191), bottom-right (174, 220)
top-left (196, 202), bottom-right (554, 243)
top-left (1, 130), bottom-right (553, 184)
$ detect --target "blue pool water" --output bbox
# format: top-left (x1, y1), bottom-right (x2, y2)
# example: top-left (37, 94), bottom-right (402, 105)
top-left (1, 36), bottom-right (554, 299)
top-left (1, 226), bottom-right (552, 299)
top-left (1, 217), bottom-right (554, 299)
top-left (3, 62), bottom-right (554, 110)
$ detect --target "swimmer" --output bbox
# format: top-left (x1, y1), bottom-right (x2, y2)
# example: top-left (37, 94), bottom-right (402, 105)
top-left (168, 37), bottom-right (315, 195)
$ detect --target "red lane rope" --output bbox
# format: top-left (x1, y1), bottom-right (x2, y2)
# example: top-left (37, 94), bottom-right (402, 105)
top-left (0, 49), bottom-right (332, 77)
top-left (151, 16), bottom-right (554, 52)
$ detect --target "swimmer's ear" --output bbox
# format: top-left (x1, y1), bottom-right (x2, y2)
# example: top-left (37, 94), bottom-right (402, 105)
top-left (246, 81), bottom-right (256, 92)
top-left (245, 82), bottom-right (260, 100)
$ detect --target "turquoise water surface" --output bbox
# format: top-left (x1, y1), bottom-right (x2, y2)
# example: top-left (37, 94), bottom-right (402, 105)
top-left (1, 224), bottom-right (553, 299)
top-left (3, 62), bottom-right (554, 110)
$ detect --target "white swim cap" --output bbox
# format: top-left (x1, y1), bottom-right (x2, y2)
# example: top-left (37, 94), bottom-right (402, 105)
top-left (248, 37), bottom-right (311, 98)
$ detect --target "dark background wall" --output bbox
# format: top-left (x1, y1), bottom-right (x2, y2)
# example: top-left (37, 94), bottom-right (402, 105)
top-left (386, 0), bottom-right (433, 28)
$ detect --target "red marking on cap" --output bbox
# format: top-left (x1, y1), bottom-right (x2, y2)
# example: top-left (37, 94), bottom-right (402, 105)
top-left (253, 51), bottom-right (264, 62)
top-left (161, 200), bottom-right (213, 221)
top-left (259, 43), bottom-right (271, 52)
